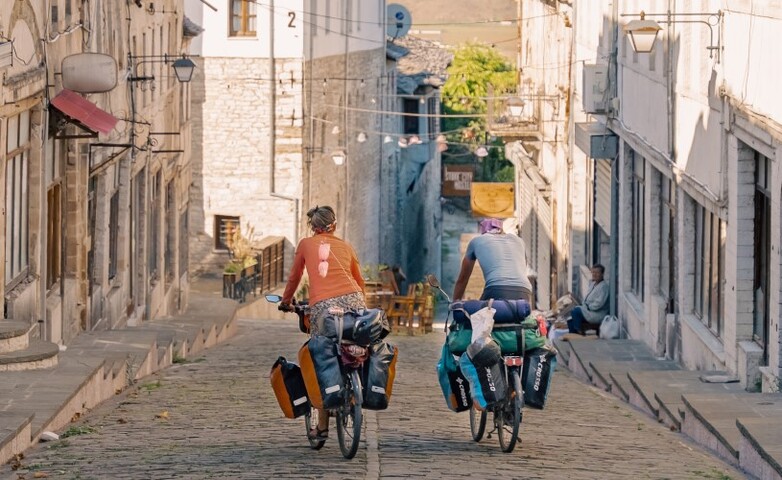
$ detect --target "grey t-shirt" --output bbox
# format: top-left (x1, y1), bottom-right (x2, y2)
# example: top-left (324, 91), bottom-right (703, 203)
top-left (466, 233), bottom-right (532, 291)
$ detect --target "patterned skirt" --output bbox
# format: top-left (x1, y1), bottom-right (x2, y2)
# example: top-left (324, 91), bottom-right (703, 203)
top-left (309, 292), bottom-right (366, 336)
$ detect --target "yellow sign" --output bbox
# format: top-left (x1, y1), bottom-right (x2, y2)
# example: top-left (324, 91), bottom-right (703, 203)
top-left (471, 182), bottom-right (514, 218)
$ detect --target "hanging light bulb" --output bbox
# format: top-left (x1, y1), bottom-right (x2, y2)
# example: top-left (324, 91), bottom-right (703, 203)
top-left (475, 146), bottom-right (489, 157)
top-left (359, 79), bottom-right (366, 88)
top-left (357, 131), bottom-right (367, 143)
top-left (331, 125), bottom-right (341, 135)
top-left (408, 135), bottom-right (422, 145)
top-left (398, 137), bottom-right (409, 148)
top-left (419, 96), bottom-right (426, 104)
top-left (383, 135), bottom-right (393, 144)
top-left (331, 149), bottom-right (346, 165)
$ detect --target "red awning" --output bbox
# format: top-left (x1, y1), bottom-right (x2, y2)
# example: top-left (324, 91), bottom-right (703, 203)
top-left (50, 89), bottom-right (118, 135)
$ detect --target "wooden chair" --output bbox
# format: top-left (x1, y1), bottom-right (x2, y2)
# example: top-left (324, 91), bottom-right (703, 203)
top-left (409, 283), bottom-right (434, 335)
top-left (387, 285), bottom-right (417, 334)
top-left (378, 270), bottom-right (400, 295)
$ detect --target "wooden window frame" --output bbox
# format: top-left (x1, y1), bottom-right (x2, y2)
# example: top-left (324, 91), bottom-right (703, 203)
top-left (214, 215), bottom-right (240, 251)
top-left (5, 110), bottom-right (31, 286)
top-left (630, 153), bottom-right (645, 299)
top-left (693, 202), bottom-right (725, 336)
top-left (229, 0), bottom-right (257, 37)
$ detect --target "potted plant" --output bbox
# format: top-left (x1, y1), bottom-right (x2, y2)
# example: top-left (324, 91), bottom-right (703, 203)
top-left (222, 224), bottom-right (260, 299)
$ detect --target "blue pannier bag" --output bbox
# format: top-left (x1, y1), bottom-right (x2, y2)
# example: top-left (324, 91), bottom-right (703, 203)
top-left (459, 353), bottom-right (507, 410)
top-left (520, 345), bottom-right (557, 409)
top-left (452, 299), bottom-right (531, 326)
top-left (436, 343), bottom-right (472, 412)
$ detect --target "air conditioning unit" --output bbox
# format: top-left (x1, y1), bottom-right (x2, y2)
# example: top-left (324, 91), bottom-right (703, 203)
top-left (582, 64), bottom-right (609, 114)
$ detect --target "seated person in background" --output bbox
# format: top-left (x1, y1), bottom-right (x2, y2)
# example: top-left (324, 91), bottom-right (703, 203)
top-left (568, 264), bottom-right (610, 334)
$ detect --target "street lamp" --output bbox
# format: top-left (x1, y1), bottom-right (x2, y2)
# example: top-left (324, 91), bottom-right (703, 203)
top-left (623, 12), bottom-right (661, 54)
top-left (127, 54), bottom-right (196, 84)
top-left (507, 97), bottom-right (525, 117)
top-left (622, 10), bottom-right (723, 61)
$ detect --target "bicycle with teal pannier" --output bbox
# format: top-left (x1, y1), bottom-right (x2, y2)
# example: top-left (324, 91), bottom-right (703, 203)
top-left (429, 275), bottom-right (551, 453)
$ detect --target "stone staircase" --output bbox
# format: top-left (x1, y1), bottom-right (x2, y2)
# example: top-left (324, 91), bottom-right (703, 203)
top-left (0, 321), bottom-right (59, 372)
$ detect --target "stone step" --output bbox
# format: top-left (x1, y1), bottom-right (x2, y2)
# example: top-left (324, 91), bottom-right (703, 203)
top-left (0, 321), bottom-right (33, 354)
top-left (0, 340), bottom-right (59, 372)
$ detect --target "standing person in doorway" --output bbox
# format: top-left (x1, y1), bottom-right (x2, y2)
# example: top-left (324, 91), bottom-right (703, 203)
top-left (280, 205), bottom-right (366, 441)
top-left (568, 264), bottom-right (610, 334)
top-left (452, 218), bottom-right (533, 302)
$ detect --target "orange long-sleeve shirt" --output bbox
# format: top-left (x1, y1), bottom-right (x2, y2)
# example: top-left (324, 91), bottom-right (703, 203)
top-left (282, 233), bottom-right (366, 305)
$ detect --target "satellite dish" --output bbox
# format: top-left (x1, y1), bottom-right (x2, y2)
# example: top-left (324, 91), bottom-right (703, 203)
top-left (387, 4), bottom-right (412, 39)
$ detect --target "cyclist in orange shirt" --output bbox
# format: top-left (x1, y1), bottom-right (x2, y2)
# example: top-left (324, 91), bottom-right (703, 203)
top-left (281, 205), bottom-right (366, 440)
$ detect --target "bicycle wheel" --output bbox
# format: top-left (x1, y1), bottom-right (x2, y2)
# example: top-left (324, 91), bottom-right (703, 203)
top-left (496, 368), bottom-right (523, 453)
top-left (304, 406), bottom-right (326, 450)
top-left (336, 370), bottom-right (363, 459)
top-left (469, 405), bottom-right (487, 442)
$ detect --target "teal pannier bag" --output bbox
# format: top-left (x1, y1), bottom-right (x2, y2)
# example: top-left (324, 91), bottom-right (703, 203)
top-left (447, 317), bottom-right (546, 356)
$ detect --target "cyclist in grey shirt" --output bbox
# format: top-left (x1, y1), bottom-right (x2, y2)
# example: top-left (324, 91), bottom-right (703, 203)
top-left (453, 218), bottom-right (533, 302)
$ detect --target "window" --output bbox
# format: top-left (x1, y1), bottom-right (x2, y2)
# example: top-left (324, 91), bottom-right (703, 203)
top-left (693, 202), bottom-right (724, 335)
top-left (107, 164), bottom-right (121, 281)
top-left (165, 181), bottom-right (175, 285)
top-left (45, 135), bottom-right (63, 289)
top-left (179, 208), bottom-right (189, 277)
top-left (5, 110), bottom-right (31, 285)
top-left (658, 175), bottom-right (674, 311)
top-left (427, 97), bottom-right (438, 140)
top-left (108, 191), bottom-right (120, 280)
top-left (214, 215), bottom-right (240, 251)
top-left (230, 0), bottom-right (257, 37)
top-left (403, 98), bottom-right (419, 135)
top-left (630, 152), bottom-right (645, 298)
top-left (149, 171), bottom-right (161, 278)
top-left (754, 152), bottom-right (771, 358)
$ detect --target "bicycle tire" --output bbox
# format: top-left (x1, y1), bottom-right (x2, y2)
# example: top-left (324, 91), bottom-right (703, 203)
top-left (469, 405), bottom-right (487, 442)
top-left (304, 407), bottom-right (326, 450)
top-left (497, 368), bottom-right (522, 453)
top-left (337, 370), bottom-right (363, 459)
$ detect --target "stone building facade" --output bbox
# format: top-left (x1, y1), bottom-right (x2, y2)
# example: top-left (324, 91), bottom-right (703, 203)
top-left (186, 0), bottom-right (407, 275)
top-left (514, 0), bottom-right (782, 390)
top-left (1, 0), bottom-right (196, 349)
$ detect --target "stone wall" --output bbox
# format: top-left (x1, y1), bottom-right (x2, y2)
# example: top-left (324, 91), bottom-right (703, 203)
top-left (190, 56), bottom-right (303, 276)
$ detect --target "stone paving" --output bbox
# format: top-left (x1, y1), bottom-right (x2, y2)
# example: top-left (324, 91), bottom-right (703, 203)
top-left (3, 315), bottom-right (747, 480)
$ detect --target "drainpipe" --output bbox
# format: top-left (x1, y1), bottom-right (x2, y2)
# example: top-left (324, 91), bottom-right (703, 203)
top-left (609, 0), bottom-right (620, 322)
top-left (266, 2), bottom-right (299, 245)
top-left (342, 0), bottom-right (350, 240)
top-left (39, 104), bottom-right (50, 340)
top-left (268, 0), bottom-right (277, 194)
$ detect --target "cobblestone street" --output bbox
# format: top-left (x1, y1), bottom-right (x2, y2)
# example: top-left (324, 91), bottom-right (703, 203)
top-left (4, 317), bottom-right (745, 480)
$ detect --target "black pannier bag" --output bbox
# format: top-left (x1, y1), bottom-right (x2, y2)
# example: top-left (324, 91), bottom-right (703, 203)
top-left (269, 356), bottom-right (310, 419)
top-left (436, 343), bottom-right (472, 412)
top-left (321, 308), bottom-right (390, 346)
top-left (362, 341), bottom-right (399, 410)
top-left (298, 335), bottom-right (345, 409)
top-left (460, 353), bottom-right (507, 410)
top-left (521, 345), bottom-right (557, 409)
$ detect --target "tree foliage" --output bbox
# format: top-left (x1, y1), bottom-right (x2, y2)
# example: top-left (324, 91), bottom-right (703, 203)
top-left (441, 43), bottom-right (516, 183)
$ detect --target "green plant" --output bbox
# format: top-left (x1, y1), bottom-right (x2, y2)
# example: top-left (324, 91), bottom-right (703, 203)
top-left (361, 263), bottom-right (389, 282)
top-left (223, 223), bottom-right (260, 273)
top-left (223, 261), bottom-right (242, 274)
